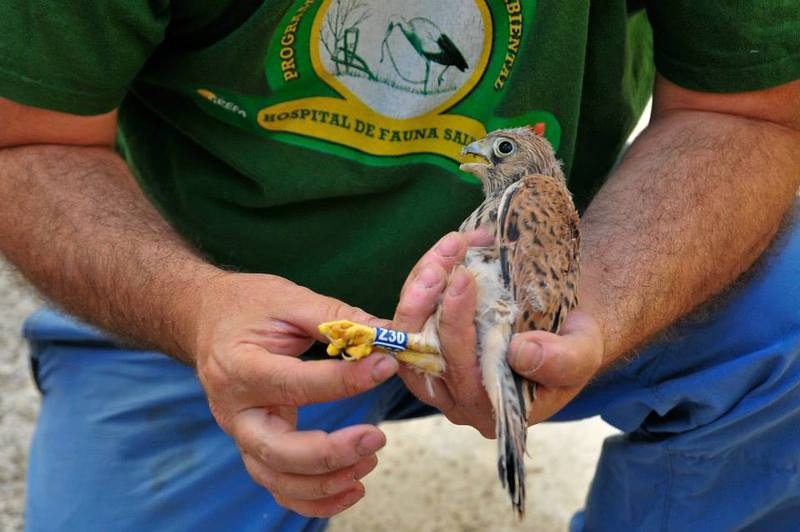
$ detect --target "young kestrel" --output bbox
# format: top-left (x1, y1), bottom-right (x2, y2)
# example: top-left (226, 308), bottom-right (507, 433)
top-left (454, 127), bottom-right (580, 515)
top-left (319, 126), bottom-right (580, 517)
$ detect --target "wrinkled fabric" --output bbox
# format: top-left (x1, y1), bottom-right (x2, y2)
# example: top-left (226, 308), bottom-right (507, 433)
top-left (24, 312), bottom-right (432, 532)
top-left (561, 202), bottom-right (800, 530)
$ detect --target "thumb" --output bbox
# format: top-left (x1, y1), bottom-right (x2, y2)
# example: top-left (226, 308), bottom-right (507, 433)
top-left (507, 309), bottom-right (603, 387)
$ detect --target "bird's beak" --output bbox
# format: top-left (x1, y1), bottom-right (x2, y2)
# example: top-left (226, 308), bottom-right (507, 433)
top-left (459, 139), bottom-right (492, 179)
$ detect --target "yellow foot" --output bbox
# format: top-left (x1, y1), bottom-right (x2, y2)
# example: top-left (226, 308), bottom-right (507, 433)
top-left (318, 320), bottom-right (445, 377)
top-left (318, 320), bottom-right (376, 360)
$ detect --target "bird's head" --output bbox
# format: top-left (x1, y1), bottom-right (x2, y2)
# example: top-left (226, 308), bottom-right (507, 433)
top-left (385, 15), bottom-right (408, 33)
top-left (459, 126), bottom-right (563, 195)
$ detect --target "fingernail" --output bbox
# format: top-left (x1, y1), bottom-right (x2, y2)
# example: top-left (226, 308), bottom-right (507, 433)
top-left (435, 233), bottom-right (461, 257)
top-left (356, 432), bottom-right (385, 456)
top-left (513, 340), bottom-right (544, 374)
top-left (446, 266), bottom-right (470, 297)
top-left (371, 355), bottom-right (399, 382)
top-left (415, 265), bottom-right (442, 289)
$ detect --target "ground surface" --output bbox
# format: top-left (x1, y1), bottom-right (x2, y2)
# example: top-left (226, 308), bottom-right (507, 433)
top-left (329, 417), bottom-right (617, 531)
top-left (0, 265), bottom-right (39, 532)
top-left (0, 261), bottom-right (617, 532)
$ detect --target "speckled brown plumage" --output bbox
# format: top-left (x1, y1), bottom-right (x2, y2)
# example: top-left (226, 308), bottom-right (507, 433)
top-left (498, 173), bottom-right (580, 335)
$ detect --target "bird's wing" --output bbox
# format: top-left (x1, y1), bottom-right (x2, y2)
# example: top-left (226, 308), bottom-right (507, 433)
top-left (436, 33), bottom-right (469, 71)
top-left (497, 174), bottom-right (580, 334)
top-left (408, 17), bottom-right (446, 56)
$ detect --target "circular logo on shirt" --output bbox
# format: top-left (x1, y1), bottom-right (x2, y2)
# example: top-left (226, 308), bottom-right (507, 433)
top-left (313, 0), bottom-right (490, 119)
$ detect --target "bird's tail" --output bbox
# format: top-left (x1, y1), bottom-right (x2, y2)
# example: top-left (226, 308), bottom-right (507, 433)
top-left (494, 360), bottom-right (529, 518)
top-left (479, 321), bottom-right (530, 517)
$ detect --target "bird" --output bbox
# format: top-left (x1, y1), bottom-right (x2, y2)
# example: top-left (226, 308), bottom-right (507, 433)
top-left (380, 15), bottom-right (468, 92)
top-left (319, 126), bottom-right (580, 517)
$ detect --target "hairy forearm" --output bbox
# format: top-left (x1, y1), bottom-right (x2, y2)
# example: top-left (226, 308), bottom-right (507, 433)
top-left (0, 145), bottom-right (222, 363)
top-left (580, 111), bottom-right (800, 365)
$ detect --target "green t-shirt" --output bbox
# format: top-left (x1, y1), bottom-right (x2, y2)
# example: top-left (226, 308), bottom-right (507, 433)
top-left (1, 1), bottom-right (798, 318)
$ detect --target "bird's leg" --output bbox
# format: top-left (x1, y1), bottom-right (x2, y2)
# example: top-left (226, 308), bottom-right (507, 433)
top-left (318, 316), bottom-right (445, 378)
top-left (402, 309), bottom-right (445, 394)
top-left (437, 65), bottom-right (450, 86)
top-left (379, 36), bottom-right (389, 64)
top-left (423, 60), bottom-right (430, 94)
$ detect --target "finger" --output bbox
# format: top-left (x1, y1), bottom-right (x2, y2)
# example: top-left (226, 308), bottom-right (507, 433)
top-left (273, 485), bottom-right (366, 518)
top-left (400, 231), bottom-right (491, 301)
top-left (243, 452), bottom-right (378, 500)
top-left (393, 261), bottom-right (456, 411)
top-left (400, 232), bottom-right (469, 298)
top-left (234, 410), bottom-right (386, 475)
top-left (463, 228), bottom-right (495, 247)
top-left (526, 383), bottom-right (585, 425)
top-left (254, 319), bottom-right (318, 356)
top-left (393, 262), bottom-right (446, 331)
top-left (236, 349), bottom-right (399, 406)
top-left (278, 287), bottom-right (389, 343)
top-left (508, 309), bottom-right (603, 387)
top-left (438, 267), bottom-right (482, 398)
top-left (437, 267), bottom-right (496, 435)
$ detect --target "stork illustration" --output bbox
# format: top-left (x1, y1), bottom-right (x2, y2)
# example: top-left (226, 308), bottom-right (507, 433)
top-left (380, 15), bottom-right (469, 93)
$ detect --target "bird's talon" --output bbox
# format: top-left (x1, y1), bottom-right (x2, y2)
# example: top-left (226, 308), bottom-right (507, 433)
top-left (318, 320), bottom-right (377, 361)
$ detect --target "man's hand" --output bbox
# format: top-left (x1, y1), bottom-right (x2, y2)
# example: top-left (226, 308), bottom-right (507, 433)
top-left (393, 232), bottom-right (603, 436)
top-left (507, 308), bottom-right (603, 424)
top-left (393, 232), bottom-right (495, 437)
top-left (191, 273), bottom-right (399, 517)
top-left (0, 98), bottom-right (401, 518)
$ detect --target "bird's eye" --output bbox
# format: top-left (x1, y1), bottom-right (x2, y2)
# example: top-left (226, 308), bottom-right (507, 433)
top-left (493, 139), bottom-right (515, 157)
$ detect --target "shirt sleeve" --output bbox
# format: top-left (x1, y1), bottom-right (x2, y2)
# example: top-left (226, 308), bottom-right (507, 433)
top-left (0, 1), bottom-right (170, 115)
top-left (646, 1), bottom-right (800, 93)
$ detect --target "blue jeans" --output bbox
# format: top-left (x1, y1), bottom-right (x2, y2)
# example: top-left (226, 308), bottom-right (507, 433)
top-left (23, 311), bottom-right (434, 532)
top-left (25, 202), bottom-right (800, 531)
top-left (558, 202), bottom-right (800, 531)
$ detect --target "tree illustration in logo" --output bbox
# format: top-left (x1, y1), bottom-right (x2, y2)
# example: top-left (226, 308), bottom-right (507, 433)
top-left (320, 0), bottom-right (375, 79)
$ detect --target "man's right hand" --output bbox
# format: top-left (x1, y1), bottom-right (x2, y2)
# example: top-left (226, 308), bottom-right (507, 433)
top-left (191, 273), bottom-right (399, 517)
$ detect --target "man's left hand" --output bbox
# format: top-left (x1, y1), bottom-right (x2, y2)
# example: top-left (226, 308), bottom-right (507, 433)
top-left (393, 232), bottom-right (604, 436)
